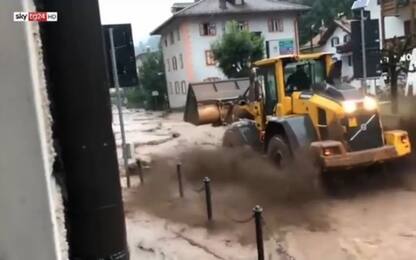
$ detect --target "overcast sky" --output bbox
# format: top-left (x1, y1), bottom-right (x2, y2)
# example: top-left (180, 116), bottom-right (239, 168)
top-left (98, 0), bottom-right (194, 45)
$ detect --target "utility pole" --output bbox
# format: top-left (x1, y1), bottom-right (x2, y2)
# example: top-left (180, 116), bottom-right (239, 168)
top-left (109, 28), bottom-right (130, 188)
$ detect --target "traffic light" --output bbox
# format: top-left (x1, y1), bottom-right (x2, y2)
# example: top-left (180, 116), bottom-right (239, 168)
top-left (351, 19), bottom-right (382, 78)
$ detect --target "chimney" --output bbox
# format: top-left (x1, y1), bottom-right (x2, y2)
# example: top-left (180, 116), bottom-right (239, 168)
top-left (219, 0), bottom-right (226, 9)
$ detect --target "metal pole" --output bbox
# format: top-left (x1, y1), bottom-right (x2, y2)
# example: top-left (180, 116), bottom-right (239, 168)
top-left (177, 163), bottom-right (184, 198)
top-left (253, 205), bottom-right (264, 260)
top-left (109, 28), bottom-right (130, 188)
top-left (136, 159), bottom-right (144, 184)
top-left (203, 177), bottom-right (213, 221)
top-left (360, 8), bottom-right (368, 94)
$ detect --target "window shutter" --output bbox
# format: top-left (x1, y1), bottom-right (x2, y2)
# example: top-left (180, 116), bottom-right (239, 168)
top-left (209, 24), bottom-right (216, 36)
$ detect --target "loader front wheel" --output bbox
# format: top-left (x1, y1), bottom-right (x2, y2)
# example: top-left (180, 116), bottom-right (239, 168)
top-left (267, 135), bottom-right (292, 169)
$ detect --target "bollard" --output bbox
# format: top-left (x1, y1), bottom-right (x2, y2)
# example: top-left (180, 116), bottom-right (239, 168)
top-left (177, 163), bottom-right (184, 198)
top-left (253, 205), bottom-right (264, 260)
top-left (136, 159), bottom-right (144, 185)
top-left (203, 177), bottom-right (213, 221)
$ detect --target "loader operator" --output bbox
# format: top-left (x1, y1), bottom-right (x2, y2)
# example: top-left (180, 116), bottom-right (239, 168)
top-left (286, 65), bottom-right (311, 92)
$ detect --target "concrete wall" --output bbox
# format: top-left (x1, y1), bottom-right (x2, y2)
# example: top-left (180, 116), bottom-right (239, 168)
top-left (0, 1), bottom-right (66, 259)
top-left (160, 12), bottom-right (298, 108)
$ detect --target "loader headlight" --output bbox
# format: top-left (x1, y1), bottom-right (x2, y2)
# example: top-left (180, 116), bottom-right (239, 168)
top-left (342, 101), bottom-right (357, 114)
top-left (363, 96), bottom-right (378, 111)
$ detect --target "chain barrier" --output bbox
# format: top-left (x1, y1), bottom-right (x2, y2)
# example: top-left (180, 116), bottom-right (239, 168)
top-left (171, 163), bottom-right (295, 259)
top-left (191, 185), bottom-right (205, 193)
top-left (224, 212), bottom-right (254, 224)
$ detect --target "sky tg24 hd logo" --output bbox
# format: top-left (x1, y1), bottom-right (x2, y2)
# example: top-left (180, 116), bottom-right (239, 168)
top-left (13, 12), bottom-right (58, 22)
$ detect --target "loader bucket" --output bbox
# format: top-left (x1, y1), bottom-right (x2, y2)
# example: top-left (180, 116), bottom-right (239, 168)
top-left (184, 78), bottom-right (250, 126)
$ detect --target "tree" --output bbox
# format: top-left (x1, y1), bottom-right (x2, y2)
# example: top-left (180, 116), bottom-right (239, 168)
top-left (381, 37), bottom-right (416, 114)
top-left (296, 0), bottom-right (355, 44)
top-left (211, 21), bottom-right (264, 78)
top-left (138, 51), bottom-right (168, 110)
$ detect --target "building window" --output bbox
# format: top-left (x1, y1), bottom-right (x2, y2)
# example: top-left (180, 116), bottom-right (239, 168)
top-left (343, 34), bottom-right (351, 43)
top-left (348, 55), bottom-right (352, 67)
top-left (176, 28), bottom-right (181, 41)
top-left (237, 21), bottom-right (249, 31)
top-left (268, 18), bottom-right (283, 32)
top-left (331, 37), bottom-right (340, 47)
top-left (205, 50), bottom-right (216, 66)
top-left (172, 56), bottom-right (178, 71)
top-left (164, 37), bottom-right (168, 47)
top-left (179, 54), bottom-right (184, 69)
top-left (170, 31), bottom-right (175, 45)
top-left (166, 58), bottom-right (171, 72)
top-left (199, 23), bottom-right (216, 36)
top-left (169, 82), bottom-right (173, 94)
top-left (181, 81), bottom-right (187, 94)
top-left (175, 81), bottom-right (180, 94)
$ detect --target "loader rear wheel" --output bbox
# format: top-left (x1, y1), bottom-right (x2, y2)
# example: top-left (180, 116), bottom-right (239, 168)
top-left (267, 135), bottom-right (292, 168)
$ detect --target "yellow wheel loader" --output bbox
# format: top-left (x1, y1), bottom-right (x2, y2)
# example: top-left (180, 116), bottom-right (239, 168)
top-left (184, 53), bottom-right (411, 170)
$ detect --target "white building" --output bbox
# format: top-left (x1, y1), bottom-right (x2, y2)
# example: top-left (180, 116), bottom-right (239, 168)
top-left (376, 0), bottom-right (415, 42)
top-left (151, 0), bottom-right (310, 108)
top-left (302, 18), bottom-right (354, 80)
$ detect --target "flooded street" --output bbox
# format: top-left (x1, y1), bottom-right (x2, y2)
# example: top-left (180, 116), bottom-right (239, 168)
top-left (116, 109), bottom-right (416, 260)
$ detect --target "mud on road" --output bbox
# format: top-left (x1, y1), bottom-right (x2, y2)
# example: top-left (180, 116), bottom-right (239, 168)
top-left (123, 111), bottom-right (416, 259)
top-left (127, 146), bottom-right (416, 245)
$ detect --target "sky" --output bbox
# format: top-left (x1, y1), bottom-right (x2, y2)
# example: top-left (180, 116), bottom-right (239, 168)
top-left (98, 0), bottom-right (194, 46)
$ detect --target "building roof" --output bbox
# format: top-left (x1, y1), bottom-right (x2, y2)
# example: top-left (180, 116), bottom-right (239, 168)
top-left (301, 18), bottom-right (353, 51)
top-left (152, 0), bottom-right (310, 35)
top-left (172, 2), bottom-right (194, 8)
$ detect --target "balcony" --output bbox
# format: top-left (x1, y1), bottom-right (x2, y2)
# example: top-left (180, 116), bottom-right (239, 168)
top-left (381, 0), bottom-right (412, 17)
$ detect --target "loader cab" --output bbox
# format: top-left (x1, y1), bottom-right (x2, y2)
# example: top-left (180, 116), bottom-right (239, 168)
top-left (253, 53), bottom-right (333, 117)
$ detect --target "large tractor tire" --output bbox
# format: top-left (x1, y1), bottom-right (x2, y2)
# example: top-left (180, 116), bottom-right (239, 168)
top-left (222, 120), bottom-right (262, 151)
top-left (267, 135), bottom-right (292, 168)
top-left (222, 128), bottom-right (245, 148)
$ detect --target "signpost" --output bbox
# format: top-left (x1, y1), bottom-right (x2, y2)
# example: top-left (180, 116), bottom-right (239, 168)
top-left (109, 28), bottom-right (130, 188)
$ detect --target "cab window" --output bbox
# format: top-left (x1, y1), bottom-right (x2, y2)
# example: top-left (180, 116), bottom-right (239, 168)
top-left (257, 66), bottom-right (277, 115)
top-left (284, 59), bottom-right (326, 95)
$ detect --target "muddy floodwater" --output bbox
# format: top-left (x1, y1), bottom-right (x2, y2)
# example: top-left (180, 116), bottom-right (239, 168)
top-left (119, 110), bottom-right (416, 260)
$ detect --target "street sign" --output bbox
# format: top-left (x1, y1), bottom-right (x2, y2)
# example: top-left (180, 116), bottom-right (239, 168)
top-left (278, 39), bottom-right (294, 55)
top-left (351, 0), bottom-right (369, 10)
top-left (152, 90), bottom-right (159, 96)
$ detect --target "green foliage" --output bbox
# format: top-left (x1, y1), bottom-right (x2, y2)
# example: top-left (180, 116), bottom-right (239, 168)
top-left (138, 51), bottom-right (168, 110)
top-left (211, 21), bottom-right (264, 78)
top-left (125, 87), bottom-right (150, 109)
top-left (297, 0), bottom-right (355, 44)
